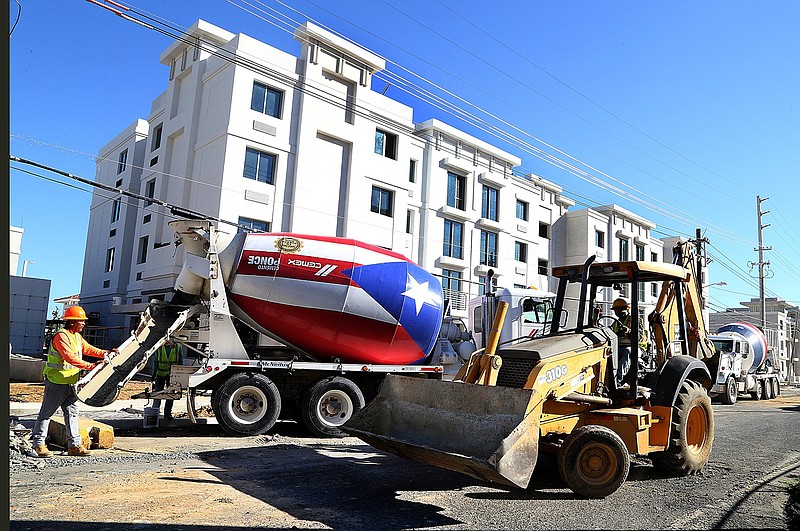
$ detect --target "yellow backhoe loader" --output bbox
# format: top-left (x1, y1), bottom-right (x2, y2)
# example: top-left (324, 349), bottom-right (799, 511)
top-left (344, 241), bottom-right (716, 498)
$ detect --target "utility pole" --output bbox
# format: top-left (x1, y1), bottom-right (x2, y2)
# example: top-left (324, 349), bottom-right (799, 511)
top-left (754, 196), bottom-right (771, 331)
top-left (694, 228), bottom-right (708, 305)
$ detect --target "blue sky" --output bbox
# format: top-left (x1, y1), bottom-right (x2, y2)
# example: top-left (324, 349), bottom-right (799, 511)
top-left (9, 1), bottom-right (800, 317)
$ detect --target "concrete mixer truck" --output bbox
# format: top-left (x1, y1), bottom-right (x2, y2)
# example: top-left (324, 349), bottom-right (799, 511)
top-left (708, 322), bottom-right (781, 404)
top-left (75, 219), bottom-right (553, 437)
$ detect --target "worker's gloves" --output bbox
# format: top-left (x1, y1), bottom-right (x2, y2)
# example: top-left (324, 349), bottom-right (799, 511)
top-left (620, 326), bottom-right (630, 335)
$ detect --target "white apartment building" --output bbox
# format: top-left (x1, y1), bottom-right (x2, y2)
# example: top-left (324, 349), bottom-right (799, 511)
top-left (79, 19), bottom-right (574, 331)
top-left (557, 204), bottom-right (664, 321)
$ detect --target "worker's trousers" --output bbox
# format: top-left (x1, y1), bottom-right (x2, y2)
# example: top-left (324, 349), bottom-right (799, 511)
top-left (152, 375), bottom-right (174, 417)
top-left (32, 378), bottom-right (82, 448)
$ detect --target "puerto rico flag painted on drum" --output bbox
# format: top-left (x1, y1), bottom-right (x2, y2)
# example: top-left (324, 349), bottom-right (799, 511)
top-left (225, 233), bottom-right (444, 365)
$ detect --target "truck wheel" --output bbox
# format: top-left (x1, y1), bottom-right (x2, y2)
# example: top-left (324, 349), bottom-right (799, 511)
top-left (721, 377), bottom-right (737, 405)
top-left (652, 380), bottom-right (714, 475)
top-left (212, 373), bottom-right (281, 436)
top-left (301, 376), bottom-right (365, 438)
top-left (761, 380), bottom-right (771, 400)
top-left (750, 380), bottom-right (763, 400)
top-left (558, 425), bottom-right (630, 499)
top-left (773, 379), bottom-right (781, 397)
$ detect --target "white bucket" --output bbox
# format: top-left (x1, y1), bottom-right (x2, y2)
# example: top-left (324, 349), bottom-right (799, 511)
top-left (143, 407), bottom-right (160, 428)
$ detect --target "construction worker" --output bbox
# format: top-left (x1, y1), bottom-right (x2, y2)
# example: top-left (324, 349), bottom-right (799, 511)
top-left (611, 298), bottom-right (649, 384)
top-left (151, 338), bottom-right (182, 420)
top-left (32, 306), bottom-right (116, 457)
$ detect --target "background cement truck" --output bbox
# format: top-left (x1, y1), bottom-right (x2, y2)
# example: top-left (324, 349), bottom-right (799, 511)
top-left (708, 322), bottom-right (782, 404)
top-left (76, 220), bottom-right (552, 437)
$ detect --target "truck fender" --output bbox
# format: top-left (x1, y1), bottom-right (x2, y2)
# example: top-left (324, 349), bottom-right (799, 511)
top-left (648, 355), bottom-right (712, 408)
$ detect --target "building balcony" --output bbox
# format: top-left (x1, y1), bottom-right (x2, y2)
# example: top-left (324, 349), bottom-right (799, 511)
top-left (443, 287), bottom-right (468, 312)
top-left (438, 205), bottom-right (471, 222)
top-left (436, 255), bottom-right (468, 270)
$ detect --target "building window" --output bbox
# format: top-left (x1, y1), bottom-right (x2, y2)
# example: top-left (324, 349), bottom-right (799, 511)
top-left (636, 245), bottom-right (645, 261)
top-left (251, 82), bottom-right (283, 118)
top-left (111, 199), bottom-right (121, 223)
top-left (638, 282), bottom-right (646, 302)
top-left (243, 147), bottom-right (276, 184)
top-left (516, 199), bottom-right (529, 221)
top-left (137, 236), bottom-right (149, 265)
top-left (374, 129), bottom-right (398, 159)
top-left (409, 160), bottom-right (417, 183)
top-left (117, 150), bottom-right (128, 174)
top-left (651, 282), bottom-right (659, 297)
top-left (538, 258), bottom-right (549, 276)
top-left (481, 185), bottom-right (499, 221)
top-left (109, 229), bottom-right (116, 237)
top-left (237, 216), bottom-right (270, 234)
top-left (144, 179), bottom-right (156, 206)
top-left (651, 251), bottom-right (658, 262)
top-left (515, 241), bottom-right (528, 263)
top-left (103, 280), bottom-right (110, 288)
top-left (105, 247), bottom-right (115, 273)
top-left (370, 186), bottom-right (394, 217)
top-left (478, 275), bottom-right (497, 296)
top-left (480, 231), bottom-right (498, 267)
top-left (115, 178), bottom-right (123, 188)
top-left (151, 123), bottom-right (163, 151)
top-left (441, 269), bottom-right (462, 292)
top-left (443, 219), bottom-right (463, 259)
top-left (406, 209), bottom-right (414, 234)
top-left (447, 171), bottom-right (466, 210)
top-left (149, 156), bottom-right (158, 167)
top-left (596, 230), bottom-right (605, 248)
top-left (539, 222), bottom-right (550, 239)
top-left (619, 238), bottom-right (629, 261)
top-left (136, 272), bottom-right (142, 281)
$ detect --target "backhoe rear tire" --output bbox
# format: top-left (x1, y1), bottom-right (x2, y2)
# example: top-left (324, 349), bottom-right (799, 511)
top-left (721, 377), bottom-right (737, 405)
top-left (212, 372), bottom-right (281, 436)
top-left (558, 425), bottom-right (630, 499)
top-left (651, 380), bottom-right (714, 475)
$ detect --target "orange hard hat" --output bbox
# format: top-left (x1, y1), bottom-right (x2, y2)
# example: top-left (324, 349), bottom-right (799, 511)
top-left (62, 305), bottom-right (88, 321)
top-left (612, 298), bottom-right (629, 310)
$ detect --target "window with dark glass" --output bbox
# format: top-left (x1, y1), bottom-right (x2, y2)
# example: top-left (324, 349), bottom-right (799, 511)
top-left (144, 179), bottom-right (156, 206)
top-left (441, 269), bottom-right (462, 292)
top-left (516, 199), bottom-right (528, 221)
top-left (482, 185), bottom-right (499, 221)
top-left (406, 209), bottom-right (413, 234)
top-left (538, 258), bottom-right (549, 276)
top-left (636, 245), bottom-right (645, 261)
top-left (480, 231), bottom-right (498, 267)
top-left (539, 222), bottom-right (550, 239)
top-left (137, 236), bottom-right (149, 265)
top-left (151, 123), bottom-right (163, 151)
top-left (370, 186), bottom-right (394, 217)
top-left (374, 129), bottom-right (398, 159)
top-left (243, 147), bottom-right (276, 184)
top-left (619, 238), bottom-right (629, 261)
top-left (515, 241), bottom-right (528, 263)
top-left (111, 199), bottom-right (121, 223)
top-left (596, 230), bottom-right (605, 248)
top-left (251, 81), bottom-right (283, 118)
top-left (237, 216), bottom-right (270, 234)
top-left (409, 159), bottom-right (417, 183)
top-left (447, 172), bottom-right (466, 210)
top-left (117, 150), bottom-right (127, 174)
top-left (105, 247), bottom-right (115, 273)
top-left (443, 219), bottom-right (463, 259)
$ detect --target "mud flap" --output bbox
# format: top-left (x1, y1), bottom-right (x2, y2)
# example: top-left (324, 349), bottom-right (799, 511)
top-left (76, 302), bottom-right (191, 407)
top-left (342, 375), bottom-right (542, 489)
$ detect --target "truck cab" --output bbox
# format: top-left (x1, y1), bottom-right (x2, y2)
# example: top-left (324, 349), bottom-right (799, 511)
top-left (467, 287), bottom-right (555, 349)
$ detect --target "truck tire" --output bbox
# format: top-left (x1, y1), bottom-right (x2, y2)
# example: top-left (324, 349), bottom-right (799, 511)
top-left (557, 425), bottom-right (630, 499)
top-left (773, 379), bottom-right (781, 397)
top-left (301, 376), bottom-right (365, 438)
top-left (212, 373), bottom-right (281, 436)
top-left (652, 380), bottom-right (714, 475)
top-left (721, 377), bottom-right (737, 405)
top-left (750, 380), bottom-right (763, 400)
top-left (761, 379), bottom-right (771, 400)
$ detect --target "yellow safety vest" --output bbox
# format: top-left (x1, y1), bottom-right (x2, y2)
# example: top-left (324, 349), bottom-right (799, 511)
top-left (156, 345), bottom-right (180, 377)
top-left (43, 329), bottom-right (83, 385)
top-left (612, 315), bottom-right (649, 349)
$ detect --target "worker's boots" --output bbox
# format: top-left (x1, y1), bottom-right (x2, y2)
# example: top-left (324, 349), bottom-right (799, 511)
top-left (67, 444), bottom-right (90, 457)
top-left (33, 445), bottom-right (53, 458)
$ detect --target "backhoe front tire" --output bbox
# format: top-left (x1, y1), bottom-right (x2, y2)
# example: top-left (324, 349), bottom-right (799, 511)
top-left (558, 425), bottom-right (630, 499)
top-left (301, 376), bottom-right (365, 438)
top-left (212, 373), bottom-right (281, 436)
top-left (652, 380), bottom-right (714, 475)
top-left (721, 377), bottom-right (737, 405)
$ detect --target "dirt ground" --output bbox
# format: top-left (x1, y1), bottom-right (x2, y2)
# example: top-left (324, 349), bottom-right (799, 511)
top-left (10, 381), bottom-right (151, 402)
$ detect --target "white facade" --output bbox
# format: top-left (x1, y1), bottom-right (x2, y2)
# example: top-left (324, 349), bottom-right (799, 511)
top-left (558, 204), bottom-right (664, 320)
top-left (10, 225), bottom-right (23, 276)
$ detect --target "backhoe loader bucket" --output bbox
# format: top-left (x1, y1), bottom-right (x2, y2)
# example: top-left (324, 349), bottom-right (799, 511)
top-left (343, 374), bottom-right (542, 489)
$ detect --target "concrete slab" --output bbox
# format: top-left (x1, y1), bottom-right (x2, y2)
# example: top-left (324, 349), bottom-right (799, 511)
top-left (47, 416), bottom-right (115, 449)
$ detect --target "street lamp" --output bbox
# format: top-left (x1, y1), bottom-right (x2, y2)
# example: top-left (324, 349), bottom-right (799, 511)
top-left (703, 281), bottom-right (727, 289)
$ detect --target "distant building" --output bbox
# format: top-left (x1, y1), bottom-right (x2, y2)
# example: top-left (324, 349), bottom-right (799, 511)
top-left (10, 225), bottom-right (23, 275)
top-left (9, 226), bottom-right (51, 356)
top-left (710, 298), bottom-right (798, 380)
top-left (79, 19), bottom-right (574, 328)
